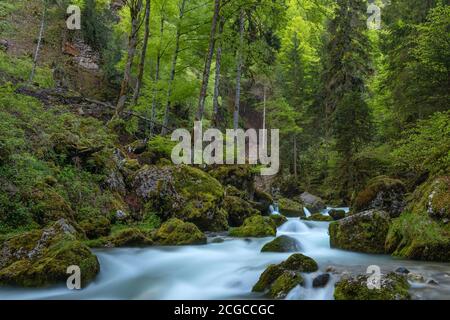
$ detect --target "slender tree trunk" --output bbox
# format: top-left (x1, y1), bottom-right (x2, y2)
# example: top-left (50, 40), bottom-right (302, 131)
top-left (196, 0), bottom-right (221, 122)
top-left (150, 14), bottom-right (165, 135)
top-left (29, 1), bottom-right (47, 84)
top-left (161, 0), bottom-right (187, 135)
top-left (293, 135), bottom-right (298, 178)
top-left (115, 0), bottom-right (143, 118)
top-left (212, 17), bottom-right (225, 128)
top-left (262, 85), bottom-right (266, 145)
top-left (233, 10), bottom-right (245, 130)
top-left (132, 0), bottom-right (151, 105)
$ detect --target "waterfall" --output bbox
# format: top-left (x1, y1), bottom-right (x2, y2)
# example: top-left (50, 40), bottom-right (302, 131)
top-left (269, 203), bottom-right (280, 215)
top-left (303, 207), bottom-right (312, 217)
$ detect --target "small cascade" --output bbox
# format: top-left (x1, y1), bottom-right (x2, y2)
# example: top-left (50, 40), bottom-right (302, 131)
top-left (303, 207), bottom-right (312, 217)
top-left (278, 218), bottom-right (310, 233)
top-left (269, 203), bottom-right (280, 215)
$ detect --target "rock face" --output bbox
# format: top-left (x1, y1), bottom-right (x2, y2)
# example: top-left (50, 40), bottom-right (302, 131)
top-left (261, 235), bottom-right (301, 252)
top-left (277, 198), bottom-right (304, 217)
top-left (329, 209), bottom-right (346, 221)
top-left (334, 273), bottom-right (410, 300)
top-left (329, 210), bottom-right (391, 254)
top-left (385, 176), bottom-right (450, 262)
top-left (133, 165), bottom-right (228, 232)
top-left (299, 192), bottom-right (326, 213)
top-left (0, 219), bottom-right (99, 287)
top-left (252, 253), bottom-right (318, 299)
top-left (153, 218), bottom-right (207, 245)
top-left (229, 215), bottom-right (277, 238)
top-left (223, 196), bottom-right (260, 227)
top-left (353, 176), bottom-right (406, 218)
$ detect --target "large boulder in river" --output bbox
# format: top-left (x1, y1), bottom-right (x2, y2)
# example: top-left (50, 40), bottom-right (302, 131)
top-left (208, 165), bottom-right (255, 199)
top-left (334, 273), bottom-right (410, 300)
top-left (252, 253), bottom-right (318, 299)
top-left (329, 209), bottom-right (346, 221)
top-left (353, 176), bottom-right (406, 218)
top-left (269, 214), bottom-right (288, 227)
top-left (306, 213), bottom-right (333, 222)
top-left (153, 218), bottom-right (207, 245)
top-left (0, 219), bottom-right (99, 287)
top-left (261, 235), bottom-right (301, 252)
top-left (133, 165), bottom-right (228, 232)
top-left (223, 196), bottom-right (260, 227)
top-left (385, 176), bottom-right (450, 262)
top-left (277, 198), bottom-right (304, 217)
top-left (299, 192), bottom-right (326, 213)
top-left (229, 215), bottom-right (276, 238)
top-left (329, 210), bottom-right (391, 254)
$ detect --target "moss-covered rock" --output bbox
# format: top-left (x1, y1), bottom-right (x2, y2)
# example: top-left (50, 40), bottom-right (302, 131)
top-left (134, 165), bottom-right (228, 231)
top-left (223, 196), bottom-right (260, 227)
top-left (329, 210), bottom-right (391, 254)
top-left (385, 176), bottom-right (450, 262)
top-left (29, 188), bottom-right (74, 226)
top-left (107, 228), bottom-right (153, 247)
top-left (334, 273), bottom-right (410, 300)
top-left (280, 253), bottom-right (318, 272)
top-left (153, 218), bottom-right (207, 245)
top-left (229, 215), bottom-right (276, 238)
top-left (299, 192), bottom-right (326, 213)
top-left (269, 214), bottom-right (288, 227)
top-left (254, 189), bottom-right (273, 214)
top-left (261, 235), bottom-right (301, 252)
top-left (252, 253), bottom-right (317, 298)
top-left (269, 270), bottom-right (304, 299)
top-left (329, 209), bottom-right (346, 221)
top-left (79, 216), bottom-right (111, 239)
top-left (306, 213), bottom-right (333, 222)
top-left (353, 176), bottom-right (406, 218)
top-left (0, 219), bottom-right (99, 287)
top-left (209, 165), bottom-right (255, 199)
top-left (277, 198), bottom-right (304, 217)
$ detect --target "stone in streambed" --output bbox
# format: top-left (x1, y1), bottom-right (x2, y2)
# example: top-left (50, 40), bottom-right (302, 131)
top-left (229, 215), bottom-right (276, 238)
top-left (313, 273), bottom-right (331, 288)
top-left (306, 213), bottom-right (333, 222)
top-left (223, 195), bottom-right (260, 227)
top-left (269, 270), bottom-right (304, 299)
top-left (269, 214), bottom-right (288, 227)
top-left (334, 273), bottom-right (410, 300)
top-left (277, 198), bottom-right (304, 217)
top-left (329, 209), bottom-right (346, 221)
top-left (280, 253), bottom-right (318, 272)
top-left (299, 192), bottom-right (326, 213)
top-left (395, 267), bottom-right (410, 274)
top-left (153, 218), bottom-right (207, 245)
top-left (261, 235), bottom-right (301, 253)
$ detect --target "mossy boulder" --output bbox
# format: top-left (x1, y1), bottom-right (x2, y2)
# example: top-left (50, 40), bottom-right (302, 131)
top-left (334, 273), bottom-right (410, 300)
top-left (209, 165), bottom-right (255, 199)
top-left (79, 216), bottom-right (111, 239)
top-left (0, 219), bottom-right (99, 287)
top-left (252, 253), bottom-right (317, 298)
top-left (277, 198), bottom-right (304, 217)
top-left (329, 210), bottom-right (391, 254)
top-left (134, 165), bottom-right (228, 232)
top-left (269, 214), bottom-right (288, 227)
top-left (229, 215), bottom-right (276, 238)
top-left (153, 218), bottom-right (207, 245)
top-left (353, 176), bottom-right (406, 218)
top-left (280, 253), bottom-right (318, 272)
top-left (269, 270), bottom-right (304, 299)
top-left (29, 188), bottom-right (74, 226)
top-left (137, 136), bottom-right (176, 166)
top-left (385, 176), bottom-right (450, 262)
top-left (306, 213), bottom-right (333, 222)
top-left (254, 189), bottom-right (273, 214)
top-left (329, 209), bottom-right (346, 221)
top-left (223, 196), bottom-right (260, 227)
top-left (299, 192), bottom-right (326, 213)
top-left (261, 235), bottom-right (301, 252)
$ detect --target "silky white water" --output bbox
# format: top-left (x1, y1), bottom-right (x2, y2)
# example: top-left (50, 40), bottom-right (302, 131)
top-left (0, 215), bottom-right (449, 300)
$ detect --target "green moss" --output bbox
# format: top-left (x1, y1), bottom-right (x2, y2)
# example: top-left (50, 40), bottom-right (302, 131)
top-left (269, 271), bottom-right (304, 299)
top-left (209, 165), bottom-right (255, 198)
top-left (108, 228), bottom-right (153, 247)
top-left (269, 214), bottom-right (288, 227)
top-left (138, 136), bottom-right (176, 165)
top-left (252, 264), bottom-right (284, 292)
top-left (79, 216), bottom-right (111, 240)
top-left (334, 273), bottom-right (410, 300)
top-left (223, 196), bottom-right (260, 227)
top-left (329, 210), bottom-right (391, 254)
top-left (153, 218), bottom-right (206, 245)
top-left (261, 235), bottom-right (301, 252)
top-left (306, 213), bottom-right (333, 221)
top-left (385, 176), bottom-right (450, 262)
top-left (277, 198), bottom-right (304, 217)
top-left (229, 215), bottom-right (276, 238)
top-left (281, 253), bottom-right (318, 272)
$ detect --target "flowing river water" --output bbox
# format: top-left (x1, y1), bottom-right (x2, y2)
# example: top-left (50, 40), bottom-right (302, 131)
top-left (1, 209), bottom-right (449, 300)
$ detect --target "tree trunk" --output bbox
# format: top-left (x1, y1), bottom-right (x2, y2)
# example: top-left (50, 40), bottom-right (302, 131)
top-left (293, 135), bottom-right (298, 178)
top-left (29, 1), bottom-right (47, 84)
top-left (233, 10), bottom-right (245, 130)
top-left (212, 17), bottom-right (225, 128)
top-left (161, 0), bottom-right (187, 135)
top-left (196, 0), bottom-right (221, 122)
top-left (115, 0), bottom-right (143, 118)
top-left (132, 0), bottom-right (151, 105)
top-left (149, 13), bottom-right (165, 135)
